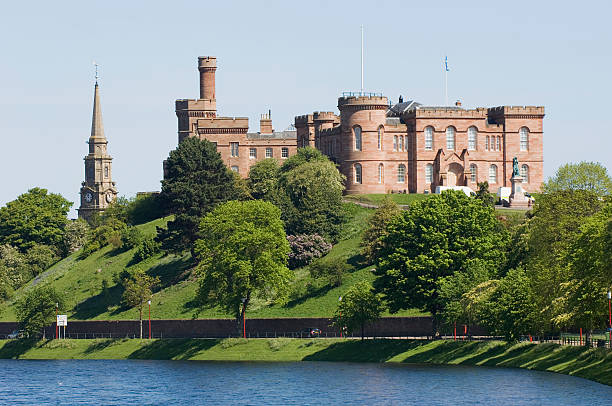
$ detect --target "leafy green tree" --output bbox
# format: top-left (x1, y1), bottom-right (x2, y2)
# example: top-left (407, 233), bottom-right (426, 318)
top-left (158, 137), bottom-right (240, 253)
top-left (15, 285), bottom-right (64, 338)
top-left (526, 190), bottom-right (604, 333)
top-left (247, 158), bottom-right (280, 201)
top-left (334, 280), bottom-right (383, 340)
top-left (122, 269), bottom-right (160, 339)
top-left (373, 191), bottom-right (507, 335)
top-left (278, 148), bottom-right (346, 240)
top-left (62, 219), bottom-right (90, 254)
top-left (543, 161), bottom-right (612, 195)
top-left (553, 201), bottom-right (612, 343)
top-left (309, 256), bottom-right (349, 287)
top-left (24, 244), bottom-right (59, 277)
top-left (100, 196), bottom-right (131, 224)
top-left (194, 200), bottom-right (291, 328)
top-left (475, 181), bottom-right (495, 207)
top-left (0, 188), bottom-right (71, 252)
top-left (126, 193), bottom-right (165, 225)
top-left (361, 196), bottom-right (401, 263)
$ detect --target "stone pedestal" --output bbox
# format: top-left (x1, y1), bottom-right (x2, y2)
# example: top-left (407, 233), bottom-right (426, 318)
top-left (509, 175), bottom-right (530, 208)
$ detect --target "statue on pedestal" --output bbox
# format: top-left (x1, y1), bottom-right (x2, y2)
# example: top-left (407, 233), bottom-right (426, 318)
top-left (513, 157), bottom-right (520, 177)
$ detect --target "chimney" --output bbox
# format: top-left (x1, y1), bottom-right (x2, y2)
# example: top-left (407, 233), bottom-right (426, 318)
top-left (198, 56), bottom-right (217, 100)
top-left (260, 112), bottom-right (273, 134)
top-left (455, 100), bottom-right (462, 107)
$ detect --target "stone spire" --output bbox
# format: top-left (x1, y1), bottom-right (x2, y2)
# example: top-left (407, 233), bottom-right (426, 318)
top-left (90, 82), bottom-right (105, 140)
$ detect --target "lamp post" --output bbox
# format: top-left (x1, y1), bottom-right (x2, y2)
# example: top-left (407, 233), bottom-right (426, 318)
top-left (241, 297), bottom-right (247, 339)
top-left (338, 296), bottom-right (343, 338)
top-left (55, 302), bottom-right (59, 340)
top-left (148, 300), bottom-right (151, 340)
top-left (608, 291), bottom-right (612, 345)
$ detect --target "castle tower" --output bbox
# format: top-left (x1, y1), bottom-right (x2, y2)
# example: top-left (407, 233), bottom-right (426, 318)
top-left (78, 80), bottom-right (117, 222)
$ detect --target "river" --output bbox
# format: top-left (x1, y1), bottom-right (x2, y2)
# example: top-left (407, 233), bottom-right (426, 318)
top-left (0, 359), bottom-right (610, 405)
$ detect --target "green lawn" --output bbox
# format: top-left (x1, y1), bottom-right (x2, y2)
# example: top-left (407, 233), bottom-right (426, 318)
top-left (343, 193), bottom-right (430, 206)
top-left (1, 338), bottom-right (610, 386)
top-left (0, 203), bottom-right (424, 321)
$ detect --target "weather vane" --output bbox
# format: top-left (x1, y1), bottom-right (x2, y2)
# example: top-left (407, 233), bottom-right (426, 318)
top-left (93, 61), bottom-right (100, 83)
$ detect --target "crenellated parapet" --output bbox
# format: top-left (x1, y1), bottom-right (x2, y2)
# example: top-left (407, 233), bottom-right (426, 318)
top-left (338, 95), bottom-right (389, 111)
top-left (487, 106), bottom-right (545, 120)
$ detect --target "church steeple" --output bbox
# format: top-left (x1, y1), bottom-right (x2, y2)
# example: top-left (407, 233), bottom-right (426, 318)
top-left (78, 73), bottom-right (117, 222)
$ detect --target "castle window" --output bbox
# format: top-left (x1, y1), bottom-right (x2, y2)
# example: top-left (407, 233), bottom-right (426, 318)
top-left (354, 163), bottom-right (362, 184)
top-left (520, 127), bottom-right (529, 151)
top-left (425, 164), bottom-right (433, 184)
top-left (496, 136), bottom-right (501, 151)
top-left (354, 126), bottom-right (362, 151)
top-left (104, 166), bottom-right (109, 178)
top-left (470, 164), bottom-right (477, 183)
top-left (282, 147), bottom-right (289, 158)
top-left (397, 164), bottom-right (406, 183)
top-left (265, 147), bottom-right (273, 158)
top-left (486, 136), bottom-right (490, 151)
top-left (404, 136), bottom-right (408, 153)
top-left (424, 127), bottom-right (433, 150)
top-left (489, 164), bottom-right (498, 184)
top-left (393, 135), bottom-right (398, 151)
top-left (378, 163), bottom-right (384, 184)
top-left (230, 142), bottom-right (239, 157)
top-left (446, 127), bottom-right (455, 150)
top-left (468, 127), bottom-right (477, 150)
top-left (521, 164), bottom-right (529, 183)
top-left (231, 166), bottom-right (239, 173)
top-left (249, 148), bottom-right (257, 159)
top-left (378, 126), bottom-right (384, 150)
top-left (399, 135), bottom-right (404, 151)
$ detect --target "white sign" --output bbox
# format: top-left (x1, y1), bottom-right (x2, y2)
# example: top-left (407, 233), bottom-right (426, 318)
top-left (57, 315), bottom-right (67, 327)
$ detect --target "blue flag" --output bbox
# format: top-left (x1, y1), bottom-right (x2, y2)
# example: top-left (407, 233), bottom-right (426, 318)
top-left (445, 56), bottom-right (449, 72)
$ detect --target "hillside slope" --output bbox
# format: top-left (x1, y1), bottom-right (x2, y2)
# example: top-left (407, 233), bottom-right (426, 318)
top-left (0, 204), bottom-right (424, 321)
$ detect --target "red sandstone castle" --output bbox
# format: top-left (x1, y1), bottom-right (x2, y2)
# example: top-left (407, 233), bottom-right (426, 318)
top-left (176, 57), bottom-right (544, 194)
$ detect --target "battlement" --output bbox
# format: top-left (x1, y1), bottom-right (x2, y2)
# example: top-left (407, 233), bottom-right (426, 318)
top-left (176, 99), bottom-right (216, 111)
top-left (294, 114), bottom-right (314, 126)
top-left (338, 95), bottom-right (389, 109)
top-left (198, 56), bottom-right (217, 70)
top-left (320, 126), bottom-right (341, 137)
top-left (404, 107), bottom-right (487, 119)
top-left (313, 111), bottom-right (338, 122)
top-left (196, 116), bottom-right (248, 129)
top-left (487, 106), bottom-right (545, 116)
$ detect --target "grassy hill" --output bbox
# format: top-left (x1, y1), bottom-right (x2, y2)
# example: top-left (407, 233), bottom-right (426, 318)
top-left (0, 203), bottom-right (424, 321)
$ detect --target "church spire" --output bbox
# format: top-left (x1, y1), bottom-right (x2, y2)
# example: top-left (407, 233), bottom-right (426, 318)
top-left (90, 81), bottom-right (105, 140)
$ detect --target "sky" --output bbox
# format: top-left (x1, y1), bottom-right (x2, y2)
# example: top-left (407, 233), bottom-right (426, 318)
top-left (1, 0), bottom-right (610, 218)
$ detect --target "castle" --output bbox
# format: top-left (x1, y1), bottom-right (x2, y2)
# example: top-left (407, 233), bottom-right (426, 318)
top-left (176, 57), bottom-right (544, 194)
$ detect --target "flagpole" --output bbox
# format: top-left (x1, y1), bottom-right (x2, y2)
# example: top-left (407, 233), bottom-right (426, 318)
top-left (444, 56), bottom-right (448, 106)
top-left (360, 25), bottom-right (364, 94)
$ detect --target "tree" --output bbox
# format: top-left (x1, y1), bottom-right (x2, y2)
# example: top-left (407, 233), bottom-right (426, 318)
top-left (373, 191), bottom-right (508, 335)
top-left (309, 256), bottom-right (349, 287)
top-left (475, 181), bottom-right (495, 207)
top-left (247, 158), bottom-right (280, 201)
top-left (62, 219), bottom-right (90, 254)
top-left (278, 148), bottom-right (346, 240)
top-left (0, 188), bottom-right (72, 252)
top-left (333, 280), bottom-right (383, 340)
top-left (24, 244), bottom-right (59, 278)
top-left (122, 269), bottom-right (160, 339)
top-left (158, 137), bottom-right (240, 253)
top-left (287, 234), bottom-right (332, 269)
top-left (543, 161), bottom-right (612, 195)
top-left (194, 200), bottom-right (291, 329)
top-left (15, 285), bottom-right (64, 338)
top-left (360, 196), bottom-right (401, 263)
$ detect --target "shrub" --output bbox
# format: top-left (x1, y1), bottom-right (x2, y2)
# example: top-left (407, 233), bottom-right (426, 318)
top-left (62, 219), bottom-right (90, 254)
top-left (287, 234), bottom-right (332, 269)
top-left (132, 237), bottom-right (161, 263)
top-left (121, 226), bottom-right (144, 251)
top-left (309, 256), bottom-right (349, 287)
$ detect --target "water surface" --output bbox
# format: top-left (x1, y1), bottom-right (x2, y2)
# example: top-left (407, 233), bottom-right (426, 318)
top-left (0, 359), bottom-right (610, 405)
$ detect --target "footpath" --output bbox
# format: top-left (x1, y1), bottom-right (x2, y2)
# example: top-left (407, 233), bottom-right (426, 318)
top-left (0, 338), bottom-right (610, 386)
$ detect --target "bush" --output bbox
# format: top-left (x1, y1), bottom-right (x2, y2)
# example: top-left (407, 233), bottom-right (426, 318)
top-left (126, 193), bottom-right (165, 225)
top-left (132, 237), bottom-right (161, 263)
top-left (62, 219), bottom-right (90, 254)
top-left (309, 256), bottom-right (349, 287)
top-left (121, 226), bottom-right (144, 251)
top-left (287, 234), bottom-right (332, 269)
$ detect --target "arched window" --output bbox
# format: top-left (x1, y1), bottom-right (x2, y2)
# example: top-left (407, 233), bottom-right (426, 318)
top-left (521, 164), bottom-right (529, 183)
top-left (520, 127), bottom-right (529, 151)
top-left (489, 164), bottom-right (497, 184)
top-left (354, 126), bottom-right (362, 151)
top-left (378, 163), bottom-right (384, 184)
top-left (470, 164), bottom-right (477, 183)
top-left (486, 136), bottom-right (490, 151)
top-left (425, 164), bottom-right (433, 183)
top-left (468, 127), bottom-right (477, 150)
top-left (397, 164), bottom-right (406, 183)
top-left (424, 127), bottom-right (433, 150)
top-left (378, 126), bottom-right (383, 150)
top-left (446, 127), bottom-right (455, 150)
top-left (393, 135), bottom-right (398, 151)
top-left (354, 163), bottom-right (362, 184)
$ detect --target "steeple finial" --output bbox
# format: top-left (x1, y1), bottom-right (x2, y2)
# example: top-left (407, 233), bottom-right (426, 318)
top-left (93, 61), bottom-right (100, 84)
top-left (90, 77), bottom-right (105, 139)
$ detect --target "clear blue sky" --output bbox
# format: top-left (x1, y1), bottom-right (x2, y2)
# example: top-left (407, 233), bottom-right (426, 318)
top-left (1, 0), bottom-right (610, 217)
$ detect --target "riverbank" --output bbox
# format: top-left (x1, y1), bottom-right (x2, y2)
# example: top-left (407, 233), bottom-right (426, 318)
top-left (1, 338), bottom-right (610, 386)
